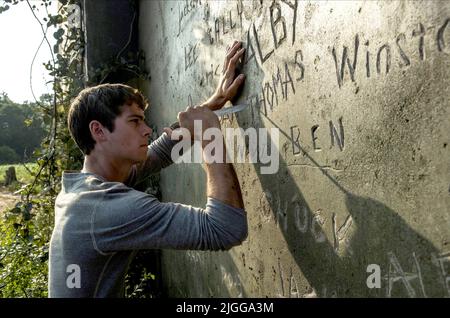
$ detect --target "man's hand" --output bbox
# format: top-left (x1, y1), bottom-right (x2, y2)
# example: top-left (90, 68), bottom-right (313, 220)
top-left (163, 41), bottom-right (245, 137)
top-left (178, 105), bottom-right (220, 134)
top-left (203, 41), bottom-right (246, 111)
top-left (162, 105), bottom-right (220, 142)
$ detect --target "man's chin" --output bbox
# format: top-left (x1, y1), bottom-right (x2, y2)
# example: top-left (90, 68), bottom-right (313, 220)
top-left (138, 154), bottom-right (148, 163)
top-left (135, 148), bottom-right (148, 163)
top-left (132, 157), bottom-right (146, 164)
top-left (129, 155), bottom-right (146, 165)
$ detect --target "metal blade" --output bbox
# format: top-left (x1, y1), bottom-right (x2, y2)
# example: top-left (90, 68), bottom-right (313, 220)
top-left (168, 104), bottom-right (249, 130)
top-left (213, 104), bottom-right (248, 117)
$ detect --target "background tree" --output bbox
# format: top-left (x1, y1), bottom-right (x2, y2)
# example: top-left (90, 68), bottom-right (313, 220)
top-left (0, 92), bottom-right (46, 163)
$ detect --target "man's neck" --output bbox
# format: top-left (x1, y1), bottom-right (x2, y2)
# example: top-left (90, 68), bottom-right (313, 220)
top-left (82, 152), bottom-right (132, 183)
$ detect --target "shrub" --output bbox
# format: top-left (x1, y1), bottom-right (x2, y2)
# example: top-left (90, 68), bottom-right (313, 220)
top-left (0, 146), bottom-right (20, 164)
top-left (0, 203), bottom-right (49, 298)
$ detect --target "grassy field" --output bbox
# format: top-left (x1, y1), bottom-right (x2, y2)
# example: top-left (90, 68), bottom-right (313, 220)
top-left (0, 163), bottom-right (38, 212)
top-left (0, 162), bottom-right (38, 185)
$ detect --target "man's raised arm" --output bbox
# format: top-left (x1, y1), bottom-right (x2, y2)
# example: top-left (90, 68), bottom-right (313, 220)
top-left (131, 41), bottom-right (246, 186)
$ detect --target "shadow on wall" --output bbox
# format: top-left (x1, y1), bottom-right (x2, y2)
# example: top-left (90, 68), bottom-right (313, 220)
top-left (229, 59), bottom-right (447, 297)
top-left (161, 249), bottom-right (250, 297)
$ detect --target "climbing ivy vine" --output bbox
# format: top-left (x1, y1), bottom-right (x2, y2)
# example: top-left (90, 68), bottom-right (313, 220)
top-left (0, 0), bottom-right (152, 297)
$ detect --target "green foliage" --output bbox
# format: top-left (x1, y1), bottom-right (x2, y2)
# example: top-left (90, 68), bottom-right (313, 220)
top-left (0, 0), bottom-right (155, 298)
top-left (0, 0), bottom-right (86, 298)
top-left (0, 163), bottom-right (38, 184)
top-left (0, 94), bottom-right (46, 163)
top-left (0, 211), bottom-right (49, 298)
top-left (125, 251), bottom-right (159, 298)
top-left (0, 163), bottom-right (38, 192)
top-left (0, 146), bottom-right (20, 164)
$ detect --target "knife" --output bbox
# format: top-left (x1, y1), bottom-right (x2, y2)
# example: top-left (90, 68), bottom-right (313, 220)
top-left (169, 104), bottom-right (249, 130)
top-left (212, 103), bottom-right (248, 117)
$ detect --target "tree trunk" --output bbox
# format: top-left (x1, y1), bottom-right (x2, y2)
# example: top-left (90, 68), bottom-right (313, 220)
top-left (5, 166), bottom-right (17, 185)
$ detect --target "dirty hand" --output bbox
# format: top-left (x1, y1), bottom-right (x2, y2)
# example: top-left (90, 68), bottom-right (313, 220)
top-left (203, 40), bottom-right (246, 111)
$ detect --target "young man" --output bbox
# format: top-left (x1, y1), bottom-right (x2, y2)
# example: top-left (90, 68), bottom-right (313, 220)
top-left (49, 41), bottom-right (247, 297)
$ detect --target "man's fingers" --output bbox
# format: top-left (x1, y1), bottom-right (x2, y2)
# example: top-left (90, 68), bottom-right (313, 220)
top-left (227, 40), bottom-right (240, 53)
top-left (227, 43), bottom-right (242, 62)
top-left (163, 127), bottom-right (172, 135)
top-left (226, 74), bottom-right (246, 97)
top-left (230, 47), bottom-right (245, 66)
top-left (223, 41), bottom-right (241, 72)
top-left (225, 47), bottom-right (245, 75)
top-left (226, 41), bottom-right (238, 52)
top-left (223, 41), bottom-right (242, 73)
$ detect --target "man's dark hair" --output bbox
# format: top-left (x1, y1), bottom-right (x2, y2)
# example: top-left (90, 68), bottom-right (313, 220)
top-left (68, 83), bottom-right (148, 155)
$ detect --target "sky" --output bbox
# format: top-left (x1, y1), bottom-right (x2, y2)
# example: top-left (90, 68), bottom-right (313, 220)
top-left (0, 0), bottom-right (57, 103)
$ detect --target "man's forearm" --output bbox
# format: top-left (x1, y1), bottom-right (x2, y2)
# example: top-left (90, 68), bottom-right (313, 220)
top-left (204, 142), bottom-right (244, 209)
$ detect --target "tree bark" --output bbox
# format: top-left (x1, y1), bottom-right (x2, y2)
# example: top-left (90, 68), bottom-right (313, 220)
top-left (5, 166), bottom-right (17, 185)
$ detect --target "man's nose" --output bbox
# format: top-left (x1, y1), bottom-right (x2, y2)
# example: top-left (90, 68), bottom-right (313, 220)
top-left (143, 124), bottom-right (152, 137)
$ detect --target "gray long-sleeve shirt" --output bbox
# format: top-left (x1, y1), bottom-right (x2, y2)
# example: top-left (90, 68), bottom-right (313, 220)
top-left (48, 133), bottom-right (248, 298)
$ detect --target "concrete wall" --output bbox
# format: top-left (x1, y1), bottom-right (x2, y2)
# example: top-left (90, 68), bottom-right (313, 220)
top-left (138, 0), bottom-right (450, 297)
top-left (83, 0), bottom-right (139, 83)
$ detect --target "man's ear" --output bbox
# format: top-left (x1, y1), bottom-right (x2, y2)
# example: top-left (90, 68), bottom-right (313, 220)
top-left (89, 120), bottom-right (107, 142)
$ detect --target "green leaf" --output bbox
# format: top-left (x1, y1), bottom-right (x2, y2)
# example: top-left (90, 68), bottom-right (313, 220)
top-left (0, 5), bottom-right (10, 14)
top-left (10, 207), bottom-right (21, 214)
top-left (53, 28), bottom-right (65, 40)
